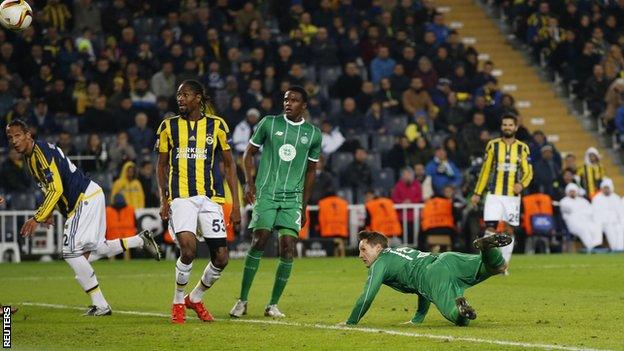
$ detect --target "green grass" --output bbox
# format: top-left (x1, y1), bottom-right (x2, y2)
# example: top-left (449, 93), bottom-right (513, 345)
top-left (1, 254), bottom-right (623, 350)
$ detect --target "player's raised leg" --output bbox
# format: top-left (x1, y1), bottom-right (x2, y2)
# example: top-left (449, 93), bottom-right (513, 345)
top-left (473, 233), bottom-right (511, 274)
top-left (87, 230), bottom-right (161, 262)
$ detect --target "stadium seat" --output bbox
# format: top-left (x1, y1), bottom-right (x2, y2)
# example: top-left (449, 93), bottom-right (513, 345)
top-left (337, 187), bottom-right (353, 204)
top-left (371, 134), bottom-right (395, 152)
top-left (59, 117), bottom-right (79, 135)
top-left (365, 152), bottom-right (382, 171)
top-left (330, 152), bottom-right (353, 175)
top-left (10, 192), bottom-right (35, 210)
top-left (387, 116), bottom-right (408, 135)
top-left (372, 167), bottom-right (395, 190)
top-left (73, 134), bottom-right (89, 151)
top-left (346, 133), bottom-right (369, 150)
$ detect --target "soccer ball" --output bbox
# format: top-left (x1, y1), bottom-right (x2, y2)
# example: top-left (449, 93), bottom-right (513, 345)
top-left (0, 0), bottom-right (32, 32)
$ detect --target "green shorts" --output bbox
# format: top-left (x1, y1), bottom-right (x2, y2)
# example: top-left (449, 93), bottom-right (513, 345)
top-left (248, 198), bottom-right (302, 237)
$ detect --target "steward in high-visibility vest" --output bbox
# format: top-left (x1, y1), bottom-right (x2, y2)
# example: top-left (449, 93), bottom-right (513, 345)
top-left (364, 190), bottom-right (402, 237)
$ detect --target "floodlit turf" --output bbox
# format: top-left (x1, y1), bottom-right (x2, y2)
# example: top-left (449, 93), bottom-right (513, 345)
top-left (1, 254), bottom-right (623, 351)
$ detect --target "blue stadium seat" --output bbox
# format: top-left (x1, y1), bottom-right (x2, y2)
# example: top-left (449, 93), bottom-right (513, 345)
top-left (10, 192), bottom-right (35, 210)
top-left (73, 134), bottom-right (89, 152)
top-left (346, 133), bottom-right (369, 149)
top-left (337, 187), bottom-right (353, 204)
top-left (365, 152), bottom-right (382, 171)
top-left (59, 117), bottom-right (79, 134)
top-left (372, 167), bottom-right (396, 192)
top-left (371, 134), bottom-right (395, 152)
top-left (387, 116), bottom-right (408, 135)
top-left (330, 152), bottom-right (353, 175)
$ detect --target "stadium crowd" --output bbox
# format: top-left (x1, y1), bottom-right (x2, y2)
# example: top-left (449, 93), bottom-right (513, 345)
top-left (0, 0), bottom-right (622, 252)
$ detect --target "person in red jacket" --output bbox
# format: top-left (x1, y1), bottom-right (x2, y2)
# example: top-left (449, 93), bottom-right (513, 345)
top-left (391, 167), bottom-right (423, 244)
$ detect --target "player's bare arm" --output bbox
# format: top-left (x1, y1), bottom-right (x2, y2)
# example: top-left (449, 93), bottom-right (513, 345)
top-left (243, 143), bottom-right (259, 205)
top-left (156, 151), bottom-right (169, 220)
top-left (222, 148), bottom-right (242, 230)
top-left (301, 160), bottom-right (317, 227)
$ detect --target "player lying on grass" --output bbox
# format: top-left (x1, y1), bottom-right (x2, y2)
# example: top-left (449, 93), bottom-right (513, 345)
top-left (345, 230), bottom-right (511, 326)
top-left (6, 119), bottom-right (161, 316)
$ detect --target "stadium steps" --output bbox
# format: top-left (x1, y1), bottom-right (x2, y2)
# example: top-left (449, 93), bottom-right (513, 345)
top-left (438, 0), bottom-right (624, 188)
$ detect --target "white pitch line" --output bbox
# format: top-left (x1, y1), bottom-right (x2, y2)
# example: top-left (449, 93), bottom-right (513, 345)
top-left (22, 302), bottom-right (612, 351)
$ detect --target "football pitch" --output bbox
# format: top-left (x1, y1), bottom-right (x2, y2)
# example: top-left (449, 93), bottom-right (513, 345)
top-left (1, 254), bottom-right (623, 351)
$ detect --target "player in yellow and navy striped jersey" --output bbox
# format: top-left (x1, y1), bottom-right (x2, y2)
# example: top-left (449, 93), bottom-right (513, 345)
top-left (6, 119), bottom-right (160, 317)
top-left (471, 114), bottom-right (533, 267)
top-left (156, 80), bottom-right (241, 324)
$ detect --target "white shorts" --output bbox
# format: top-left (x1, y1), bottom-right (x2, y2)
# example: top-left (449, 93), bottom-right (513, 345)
top-left (62, 181), bottom-right (106, 258)
top-left (168, 195), bottom-right (226, 240)
top-left (483, 194), bottom-right (521, 226)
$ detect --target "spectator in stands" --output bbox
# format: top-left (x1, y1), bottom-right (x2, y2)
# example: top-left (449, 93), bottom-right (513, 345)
top-left (138, 160), bottom-right (158, 208)
top-left (389, 63), bottom-right (410, 93)
top-left (330, 62), bottom-right (363, 100)
top-left (81, 133), bottom-right (108, 174)
top-left (392, 167), bottom-right (423, 243)
top-left (355, 81), bottom-right (375, 114)
top-left (0, 148), bottom-right (32, 194)
top-left (151, 61), bottom-right (176, 99)
top-left (224, 95), bottom-right (246, 129)
top-left (83, 95), bottom-right (113, 134)
top-left (591, 178), bottom-right (624, 251)
top-left (233, 108), bottom-right (260, 155)
top-left (584, 64), bottom-right (610, 118)
top-left (305, 81), bottom-right (331, 119)
top-left (376, 77), bottom-right (402, 115)
top-left (426, 13), bottom-right (450, 45)
top-left (127, 112), bottom-right (154, 155)
top-left (109, 131), bottom-right (136, 172)
top-left (130, 78), bottom-right (157, 110)
top-left (412, 136), bottom-right (434, 167)
top-left (402, 77), bottom-right (433, 119)
top-left (563, 153), bottom-right (578, 174)
top-left (578, 147), bottom-right (605, 199)
top-left (310, 27), bottom-right (340, 72)
top-left (443, 136), bottom-right (470, 170)
top-left (560, 183), bottom-right (602, 252)
top-left (309, 156), bottom-right (335, 205)
top-left (533, 145), bottom-right (562, 198)
top-left (425, 147), bottom-right (462, 195)
top-left (405, 110), bottom-right (433, 143)
top-left (28, 99), bottom-right (58, 136)
top-left (342, 147), bottom-right (372, 203)
top-left (57, 130), bottom-right (78, 157)
top-left (321, 119), bottom-right (345, 157)
top-left (111, 161), bottom-right (145, 209)
top-left (337, 97), bottom-right (365, 135)
top-left (370, 45), bottom-right (396, 85)
top-left (0, 79), bottom-right (15, 117)
top-left (529, 130), bottom-right (561, 167)
top-left (364, 101), bottom-right (387, 134)
top-left (384, 135), bottom-right (412, 177)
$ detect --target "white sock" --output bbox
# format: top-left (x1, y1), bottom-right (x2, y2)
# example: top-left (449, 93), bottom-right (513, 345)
top-left (189, 262), bottom-right (222, 303)
top-left (65, 256), bottom-right (109, 308)
top-left (174, 258), bottom-right (192, 304)
top-left (501, 236), bottom-right (515, 264)
top-left (88, 236), bottom-right (144, 262)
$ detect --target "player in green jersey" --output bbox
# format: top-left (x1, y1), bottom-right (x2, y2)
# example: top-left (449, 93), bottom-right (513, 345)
top-left (346, 230), bottom-right (512, 326)
top-left (230, 86), bottom-right (322, 318)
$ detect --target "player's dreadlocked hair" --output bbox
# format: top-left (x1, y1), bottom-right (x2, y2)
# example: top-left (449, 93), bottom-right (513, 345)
top-left (358, 231), bottom-right (389, 248)
top-left (180, 79), bottom-right (216, 115)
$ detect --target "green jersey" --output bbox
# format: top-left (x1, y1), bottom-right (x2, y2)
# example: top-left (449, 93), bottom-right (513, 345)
top-left (249, 114), bottom-right (321, 203)
top-left (347, 247), bottom-right (437, 325)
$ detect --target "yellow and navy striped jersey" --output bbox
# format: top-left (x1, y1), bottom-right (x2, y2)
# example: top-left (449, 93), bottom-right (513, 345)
top-left (26, 141), bottom-right (91, 221)
top-left (157, 114), bottom-right (231, 203)
top-left (576, 164), bottom-right (605, 198)
top-left (43, 3), bottom-right (72, 32)
top-left (474, 138), bottom-right (533, 196)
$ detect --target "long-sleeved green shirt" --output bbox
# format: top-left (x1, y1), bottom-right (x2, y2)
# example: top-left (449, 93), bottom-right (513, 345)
top-left (346, 247), bottom-right (437, 325)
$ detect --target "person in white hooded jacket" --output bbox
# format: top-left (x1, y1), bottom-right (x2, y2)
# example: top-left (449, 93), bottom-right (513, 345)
top-left (560, 183), bottom-right (602, 251)
top-left (591, 178), bottom-right (624, 251)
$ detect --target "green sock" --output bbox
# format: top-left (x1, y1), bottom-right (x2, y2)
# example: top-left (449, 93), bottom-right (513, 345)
top-left (239, 249), bottom-right (264, 301)
top-left (481, 247), bottom-right (505, 270)
top-left (269, 259), bottom-right (293, 305)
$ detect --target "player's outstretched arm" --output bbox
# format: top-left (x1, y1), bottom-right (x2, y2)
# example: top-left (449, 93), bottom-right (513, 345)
top-left (242, 144), bottom-right (259, 205)
top-left (301, 160), bottom-right (317, 227)
top-left (156, 151), bottom-right (170, 221)
top-left (346, 261), bottom-right (386, 325)
top-left (222, 149), bottom-right (241, 230)
top-left (410, 295), bottom-right (431, 324)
